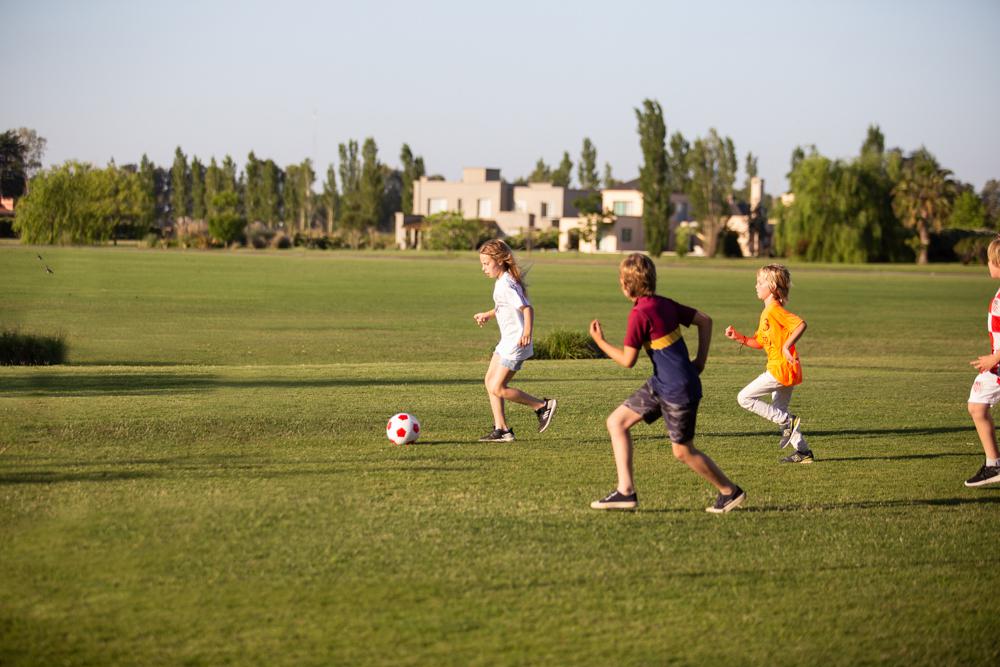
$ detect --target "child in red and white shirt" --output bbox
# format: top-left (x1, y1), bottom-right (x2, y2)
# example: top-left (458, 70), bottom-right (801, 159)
top-left (965, 235), bottom-right (1000, 487)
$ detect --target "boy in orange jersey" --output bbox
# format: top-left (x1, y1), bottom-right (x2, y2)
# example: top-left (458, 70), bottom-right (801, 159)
top-left (964, 234), bottom-right (1000, 487)
top-left (724, 264), bottom-right (813, 463)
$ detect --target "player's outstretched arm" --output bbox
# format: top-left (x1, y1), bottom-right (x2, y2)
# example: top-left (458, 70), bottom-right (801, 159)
top-left (589, 319), bottom-right (638, 368)
top-left (724, 325), bottom-right (762, 350)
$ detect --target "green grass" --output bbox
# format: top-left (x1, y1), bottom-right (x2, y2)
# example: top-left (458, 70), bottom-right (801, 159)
top-left (1, 244), bottom-right (999, 666)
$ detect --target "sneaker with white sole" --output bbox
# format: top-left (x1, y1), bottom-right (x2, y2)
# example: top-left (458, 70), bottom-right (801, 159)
top-left (590, 489), bottom-right (638, 510)
top-left (778, 415), bottom-right (801, 449)
top-left (964, 464), bottom-right (1000, 487)
top-left (706, 485), bottom-right (746, 513)
top-left (536, 398), bottom-right (557, 433)
top-left (477, 428), bottom-right (515, 442)
top-left (780, 448), bottom-right (814, 464)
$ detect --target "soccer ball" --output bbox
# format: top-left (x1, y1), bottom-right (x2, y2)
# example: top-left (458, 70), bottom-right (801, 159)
top-left (386, 413), bottom-right (421, 445)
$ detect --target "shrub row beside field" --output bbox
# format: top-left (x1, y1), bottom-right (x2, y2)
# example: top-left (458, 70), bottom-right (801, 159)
top-left (0, 329), bottom-right (66, 365)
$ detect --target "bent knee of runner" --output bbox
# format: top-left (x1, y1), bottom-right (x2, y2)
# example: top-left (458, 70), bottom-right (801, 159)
top-left (736, 390), bottom-right (755, 410)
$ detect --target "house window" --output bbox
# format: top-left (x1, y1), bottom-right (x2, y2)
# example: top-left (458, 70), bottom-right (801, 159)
top-left (478, 198), bottom-right (493, 218)
top-left (429, 198), bottom-right (448, 214)
top-left (621, 228), bottom-right (633, 243)
top-left (613, 201), bottom-right (631, 216)
top-left (457, 198), bottom-right (463, 213)
top-left (540, 202), bottom-right (549, 217)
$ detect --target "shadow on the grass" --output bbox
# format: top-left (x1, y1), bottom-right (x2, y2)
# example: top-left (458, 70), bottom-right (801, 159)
top-left (0, 373), bottom-right (493, 397)
top-left (741, 495), bottom-right (1000, 512)
top-left (701, 425), bottom-right (972, 438)
top-left (822, 452), bottom-right (972, 462)
top-left (0, 454), bottom-right (489, 485)
top-left (0, 470), bottom-right (159, 484)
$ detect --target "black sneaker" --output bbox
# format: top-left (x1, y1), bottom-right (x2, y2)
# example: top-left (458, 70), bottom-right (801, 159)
top-left (778, 415), bottom-right (801, 449)
top-left (964, 464), bottom-right (1000, 487)
top-left (536, 398), bottom-right (557, 433)
top-left (590, 489), bottom-right (638, 510)
top-left (780, 449), bottom-right (814, 464)
top-left (706, 485), bottom-right (746, 513)
top-left (477, 428), bottom-right (515, 442)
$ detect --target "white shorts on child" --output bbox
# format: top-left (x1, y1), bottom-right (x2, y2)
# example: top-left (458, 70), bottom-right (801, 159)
top-left (969, 371), bottom-right (1000, 405)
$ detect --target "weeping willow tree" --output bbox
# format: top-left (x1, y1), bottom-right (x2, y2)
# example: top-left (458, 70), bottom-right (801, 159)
top-left (14, 161), bottom-right (144, 244)
top-left (776, 128), bottom-right (906, 263)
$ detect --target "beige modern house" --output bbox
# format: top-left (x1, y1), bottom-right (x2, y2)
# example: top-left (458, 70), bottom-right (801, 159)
top-left (562, 179), bottom-right (692, 253)
top-left (396, 168), bottom-right (595, 249)
top-left (395, 167), bottom-right (765, 256)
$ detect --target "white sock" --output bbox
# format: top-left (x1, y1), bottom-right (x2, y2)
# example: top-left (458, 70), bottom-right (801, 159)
top-left (987, 458), bottom-right (1000, 467)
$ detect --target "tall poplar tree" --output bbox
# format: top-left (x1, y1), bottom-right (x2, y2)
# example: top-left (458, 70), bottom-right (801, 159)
top-left (170, 147), bottom-right (189, 222)
top-left (338, 140), bottom-right (362, 244)
top-left (138, 154), bottom-right (158, 231)
top-left (400, 144), bottom-right (425, 215)
top-left (359, 138), bottom-right (383, 230)
top-left (190, 157), bottom-right (206, 221)
top-left (635, 99), bottom-right (672, 256)
top-left (284, 164), bottom-right (302, 232)
top-left (322, 165), bottom-right (340, 235)
top-left (204, 158), bottom-right (224, 220)
top-left (668, 131), bottom-right (691, 194)
top-left (529, 158), bottom-right (551, 183)
top-left (551, 151), bottom-right (573, 187)
top-left (578, 138), bottom-right (599, 191)
top-left (260, 159), bottom-right (283, 227)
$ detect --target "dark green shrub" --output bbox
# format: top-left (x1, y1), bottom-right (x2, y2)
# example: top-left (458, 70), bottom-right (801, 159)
top-left (0, 330), bottom-right (67, 365)
top-left (533, 329), bottom-right (606, 360)
top-left (423, 212), bottom-right (485, 251)
top-left (952, 232), bottom-right (996, 265)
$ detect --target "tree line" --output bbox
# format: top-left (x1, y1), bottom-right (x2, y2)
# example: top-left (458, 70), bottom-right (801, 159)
top-left (4, 107), bottom-right (999, 262)
top-left (4, 131), bottom-right (425, 248)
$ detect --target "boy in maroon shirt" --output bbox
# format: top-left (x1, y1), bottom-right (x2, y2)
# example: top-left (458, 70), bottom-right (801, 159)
top-left (588, 253), bottom-right (746, 513)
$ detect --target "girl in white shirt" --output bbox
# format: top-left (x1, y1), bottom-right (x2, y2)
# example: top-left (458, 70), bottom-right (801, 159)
top-left (473, 240), bottom-right (557, 442)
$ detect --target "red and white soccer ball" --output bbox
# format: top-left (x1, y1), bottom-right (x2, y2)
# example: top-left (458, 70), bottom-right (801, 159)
top-left (386, 413), bottom-right (421, 445)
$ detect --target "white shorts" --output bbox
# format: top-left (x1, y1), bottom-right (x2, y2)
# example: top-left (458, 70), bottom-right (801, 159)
top-left (969, 371), bottom-right (1000, 405)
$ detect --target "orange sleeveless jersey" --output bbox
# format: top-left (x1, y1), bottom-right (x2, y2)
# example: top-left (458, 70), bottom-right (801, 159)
top-left (754, 301), bottom-right (804, 386)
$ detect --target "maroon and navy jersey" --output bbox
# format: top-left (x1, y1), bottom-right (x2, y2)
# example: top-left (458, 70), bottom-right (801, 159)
top-left (624, 295), bottom-right (702, 404)
top-left (988, 287), bottom-right (1000, 374)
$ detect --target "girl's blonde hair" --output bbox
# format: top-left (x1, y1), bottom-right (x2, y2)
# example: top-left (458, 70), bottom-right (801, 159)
top-left (988, 234), bottom-right (1000, 267)
top-left (479, 239), bottom-right (527, 292)
top-left (619, 253), bottom-right (656, 298)
top-left (758, 264), bottom-right (792, 304)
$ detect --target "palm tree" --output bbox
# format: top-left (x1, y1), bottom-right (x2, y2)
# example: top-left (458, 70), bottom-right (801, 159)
top-left (892, 148), bottom-right (957, 264)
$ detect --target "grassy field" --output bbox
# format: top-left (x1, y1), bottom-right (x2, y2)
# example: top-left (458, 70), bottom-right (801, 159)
top-left (1, 244), bottom-right (998, 666)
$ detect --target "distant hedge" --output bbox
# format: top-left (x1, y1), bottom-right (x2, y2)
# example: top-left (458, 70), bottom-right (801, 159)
top-left (0, 330), bottom-right (67, 365)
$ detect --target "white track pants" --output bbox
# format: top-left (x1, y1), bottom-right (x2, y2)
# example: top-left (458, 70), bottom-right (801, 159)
top-left (736, 371), bottom-right (807, 451)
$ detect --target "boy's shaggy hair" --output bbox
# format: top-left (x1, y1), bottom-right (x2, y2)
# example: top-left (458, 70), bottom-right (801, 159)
top-left (988, 234), bottom-right (1000, 268)
top-left (619, 253), bottom-right (656, 299)
top-left (758, 264), bottom-right (792, 304)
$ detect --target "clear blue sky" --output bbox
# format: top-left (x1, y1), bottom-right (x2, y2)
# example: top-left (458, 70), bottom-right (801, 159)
top-left (3, 0), bottom-right (998, 195)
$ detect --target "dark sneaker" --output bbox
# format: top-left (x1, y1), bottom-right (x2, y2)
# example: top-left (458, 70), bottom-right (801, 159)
top-left (536, 398), bottom-right (557, 433)
top-left (964, 464), bottom-right (1000, 487)
top-left (590, 489), bottom-right (638, 510)
top-left (706, 485), bottom-right (746, 513)
top-left (477, 428), bottom-right (515, 442)
top-left (778, 415), bottom-right (801, 449)
top-left (780, 449), bottom-right (814, 464)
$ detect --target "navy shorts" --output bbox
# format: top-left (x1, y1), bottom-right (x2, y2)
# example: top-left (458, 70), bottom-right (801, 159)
top-left (623, 379), bottom-right (699, 445)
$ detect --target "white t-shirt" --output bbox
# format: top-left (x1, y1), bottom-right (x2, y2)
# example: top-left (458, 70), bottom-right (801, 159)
top-left (493, 271), bottom-right (533, 361)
